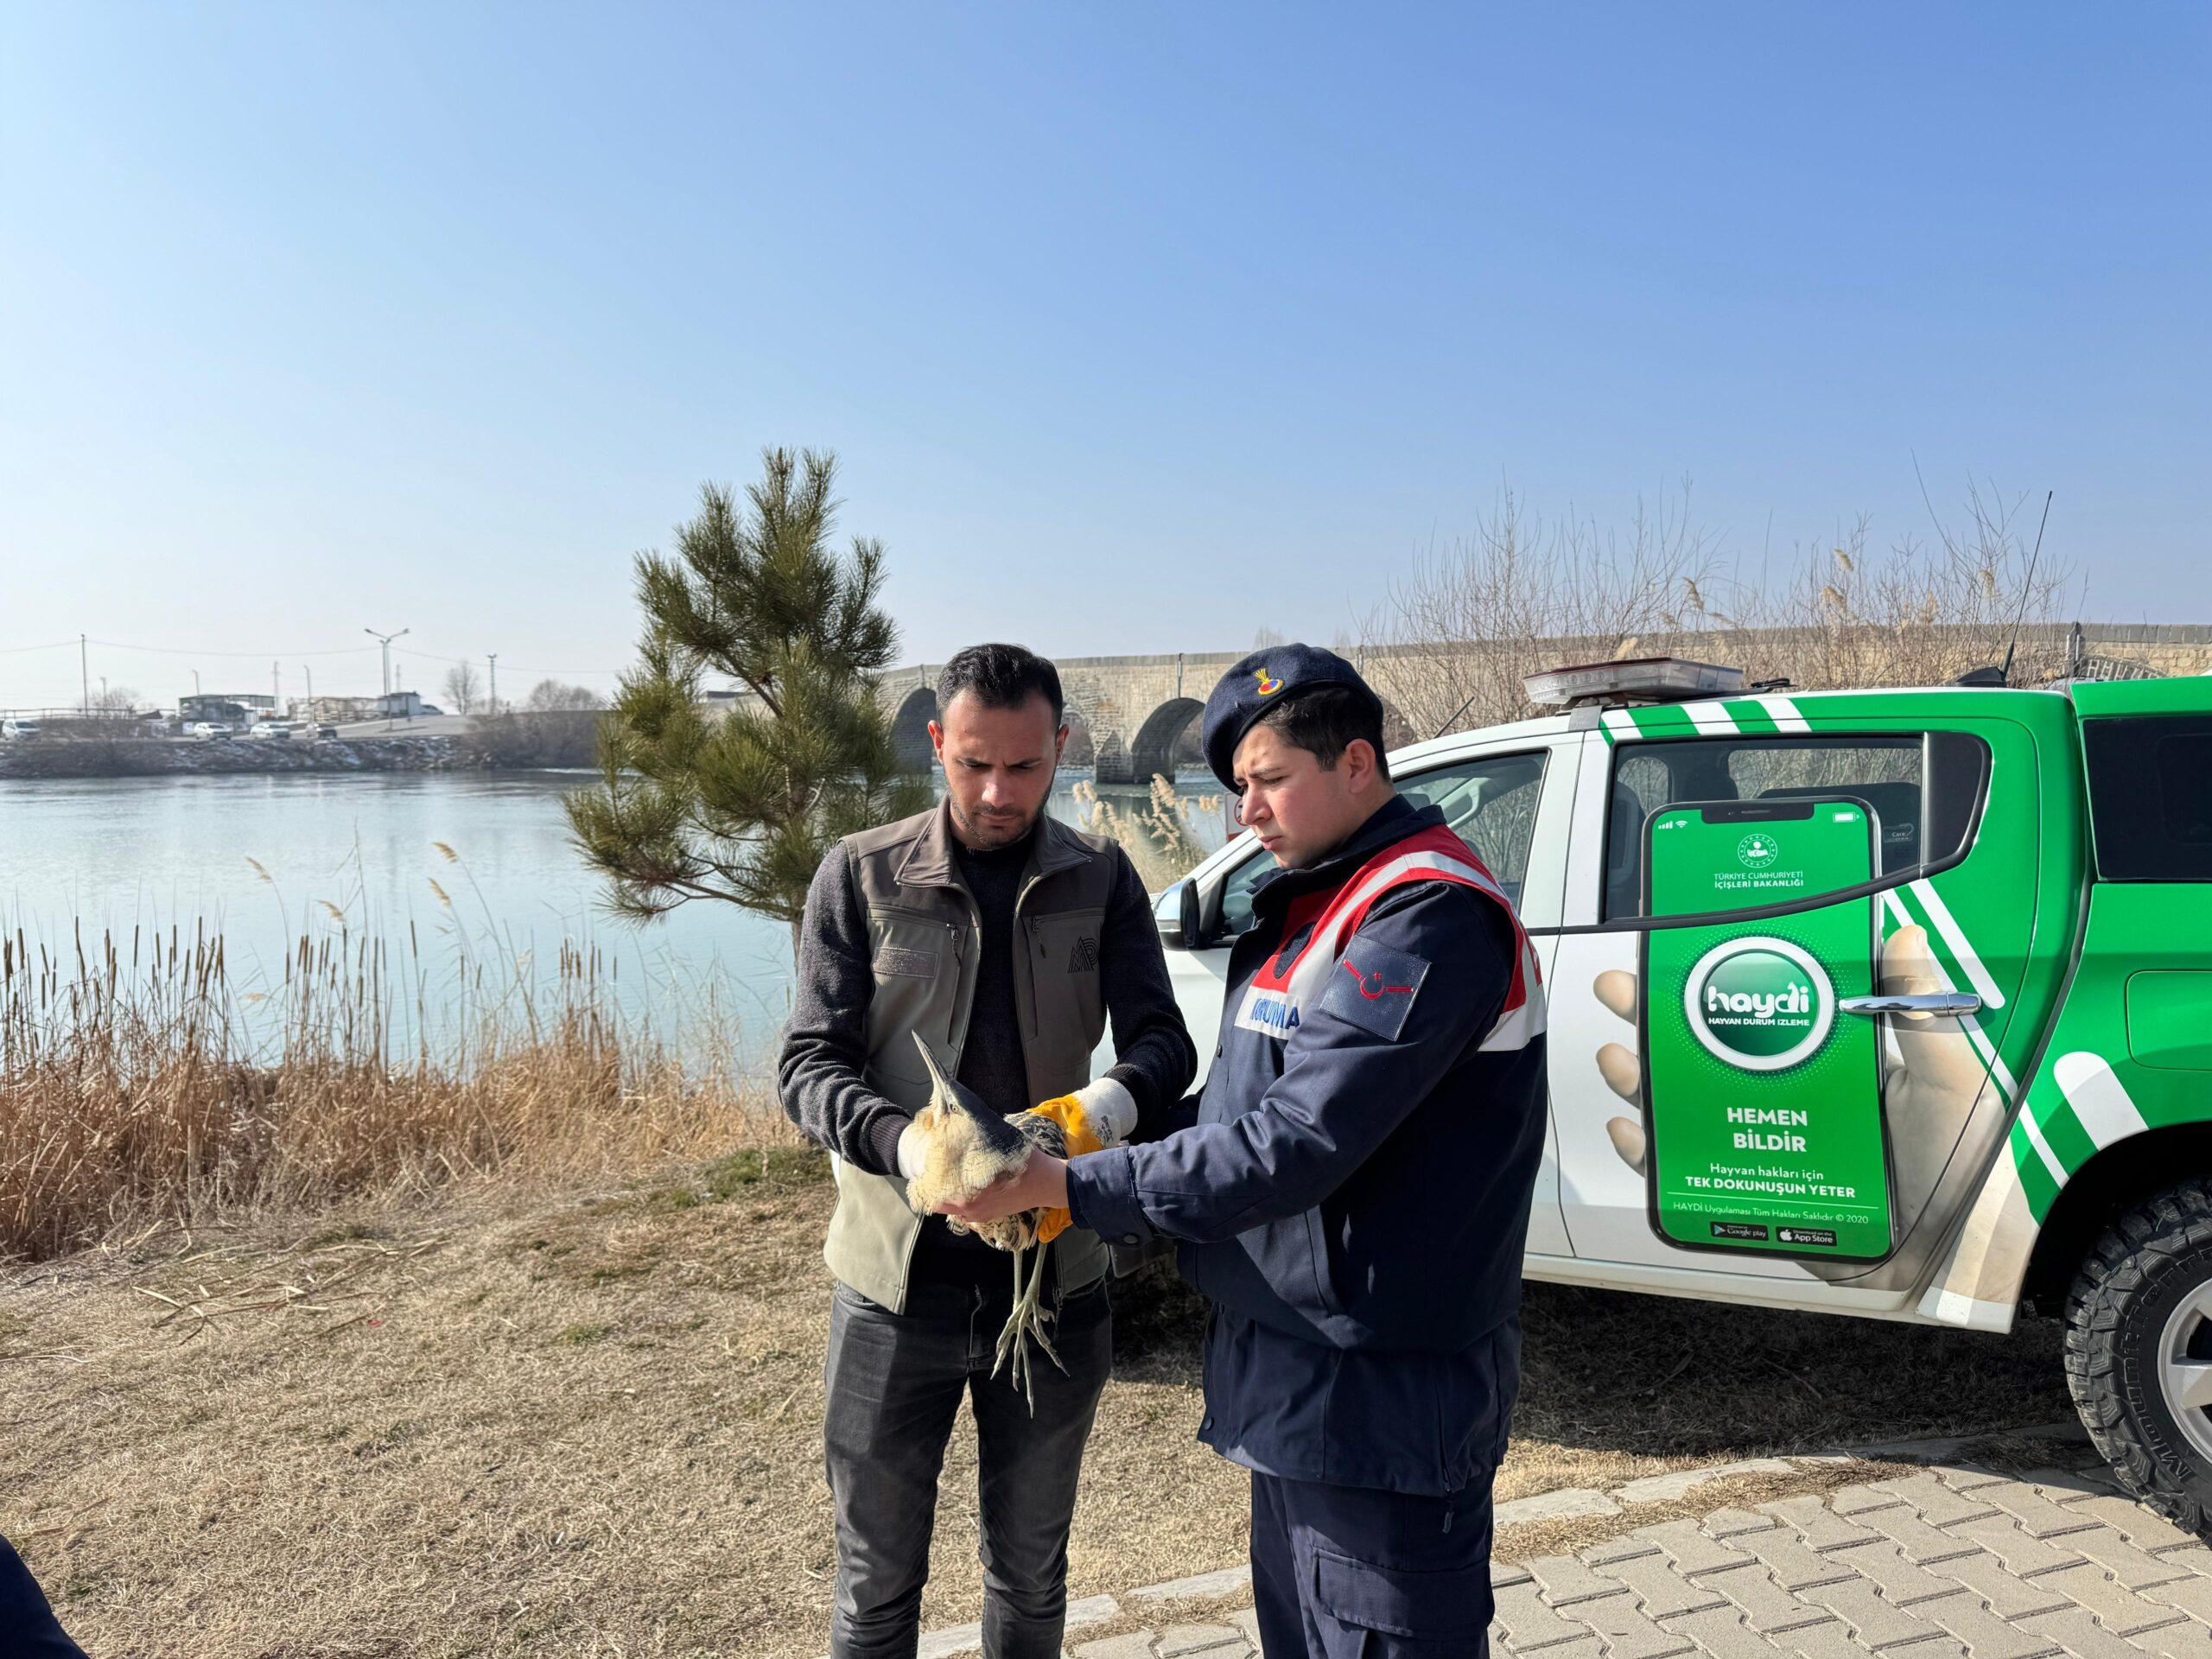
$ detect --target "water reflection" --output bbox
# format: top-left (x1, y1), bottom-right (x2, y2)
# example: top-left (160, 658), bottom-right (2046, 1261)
top-left (0, 769), bottom-right (1233, 1070)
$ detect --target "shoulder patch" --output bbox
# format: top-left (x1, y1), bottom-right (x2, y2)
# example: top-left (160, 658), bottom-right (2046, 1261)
top-left (1317, 939), bottom-right (1431, 1041)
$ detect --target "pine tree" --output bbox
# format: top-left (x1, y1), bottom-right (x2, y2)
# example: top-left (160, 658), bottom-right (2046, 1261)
top-left (566, 448), bottom-right (931, 958)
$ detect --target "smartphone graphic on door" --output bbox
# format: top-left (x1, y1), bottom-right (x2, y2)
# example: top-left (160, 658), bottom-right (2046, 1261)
top-left (1640, 797), bottom-right (1892, 1261)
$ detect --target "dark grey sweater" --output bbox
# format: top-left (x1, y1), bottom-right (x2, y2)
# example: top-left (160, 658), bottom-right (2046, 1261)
top-left (920, 830), bottom-right (1052, 1279)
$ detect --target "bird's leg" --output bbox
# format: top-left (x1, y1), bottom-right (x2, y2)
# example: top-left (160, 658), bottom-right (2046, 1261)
top-left (988, 1243), bottom-right (1066, 1414)
top-left (1013, 1249), bottom-right (1043, 1410)
top-left (1021, 1255), bottom-right (1064, 1376)
top-left (993, 1249), bottom-right (1027, 1380)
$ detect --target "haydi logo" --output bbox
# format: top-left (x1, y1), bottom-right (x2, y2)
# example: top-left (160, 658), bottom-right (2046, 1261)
top-left (1704, 979), bottom-right (1811, 1023)
top-left (1682, 937), bottom-right (1834, 1072)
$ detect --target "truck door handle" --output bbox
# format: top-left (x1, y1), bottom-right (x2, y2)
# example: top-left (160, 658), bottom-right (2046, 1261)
top-left (1839, 993), bottom-right (1982, 1017)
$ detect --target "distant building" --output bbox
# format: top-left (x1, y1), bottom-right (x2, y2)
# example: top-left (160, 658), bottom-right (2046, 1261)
top-left (180, 696), bottom-right (252, 725)
top-left (295, 691), bottom-right (428, 725)
top-left (184, 692), bottom-right (276, 716)
top-left (297, 695), bottom-right (378, 725)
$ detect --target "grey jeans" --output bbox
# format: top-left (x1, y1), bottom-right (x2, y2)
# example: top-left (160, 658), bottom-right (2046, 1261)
top-left (822, 1274), bottom-right (1113, 1659)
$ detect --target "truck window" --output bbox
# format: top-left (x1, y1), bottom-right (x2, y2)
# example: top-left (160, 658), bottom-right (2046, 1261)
top-left (1217, 750), bottom-right (1548, 938)
top-left (1603, 732), bottom-right (1988, 920)
top-left (2083, 715), bottom-right (2212, 880)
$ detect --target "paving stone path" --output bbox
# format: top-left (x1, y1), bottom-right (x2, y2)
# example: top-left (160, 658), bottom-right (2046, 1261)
top-left (1058, 1455), bottom-right (2212, 1658)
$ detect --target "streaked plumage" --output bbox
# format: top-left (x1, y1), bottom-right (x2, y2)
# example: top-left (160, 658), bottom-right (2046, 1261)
top-left (903, 1034), bottom-right (1068, 1406)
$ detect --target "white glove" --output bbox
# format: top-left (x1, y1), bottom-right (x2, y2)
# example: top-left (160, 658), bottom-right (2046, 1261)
top-left (1072, 1076), bottom-right (1138, 1147)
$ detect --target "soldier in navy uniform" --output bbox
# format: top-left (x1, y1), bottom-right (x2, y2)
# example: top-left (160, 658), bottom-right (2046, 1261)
top-left (938, 644), bottom-right (1548, 1656)
top-left (1, 1536), bottom-right (87, 1657)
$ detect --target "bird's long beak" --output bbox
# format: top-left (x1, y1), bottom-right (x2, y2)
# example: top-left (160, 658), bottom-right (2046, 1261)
top-left (912, 1033), bottom-right (954, 1100)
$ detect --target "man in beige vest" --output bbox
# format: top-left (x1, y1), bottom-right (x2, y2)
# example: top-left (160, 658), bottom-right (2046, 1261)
top-left (779, 643), bottom-right (1197, 1659)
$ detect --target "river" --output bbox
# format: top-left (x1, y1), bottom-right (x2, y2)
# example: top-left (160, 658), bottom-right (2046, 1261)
top-left (0, 770), bottom-right (1234, 1074)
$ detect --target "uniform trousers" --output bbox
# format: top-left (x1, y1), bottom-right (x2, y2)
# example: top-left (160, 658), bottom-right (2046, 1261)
top-left (0, 1537), bottom-right (87, 1658)
top-left (1249, 1467), bottom-right (1497, 1656)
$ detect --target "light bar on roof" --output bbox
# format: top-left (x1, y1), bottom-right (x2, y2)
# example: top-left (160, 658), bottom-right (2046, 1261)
top-left (1524, 656), bottom-right (1747, 709)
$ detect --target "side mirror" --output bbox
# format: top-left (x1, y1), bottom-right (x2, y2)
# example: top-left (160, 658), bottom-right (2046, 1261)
top-left (1155, 881), bottom-right (1187, 948)
top-left (1179, 877), bottom-right (1211, 951)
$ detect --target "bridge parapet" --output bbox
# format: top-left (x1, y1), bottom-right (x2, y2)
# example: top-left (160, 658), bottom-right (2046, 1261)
top-left (794, 626), bottom-right (2212, 785)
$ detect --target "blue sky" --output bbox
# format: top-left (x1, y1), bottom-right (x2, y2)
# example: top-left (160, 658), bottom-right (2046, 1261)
top-left (3, 3), bottom-right (2206, 709)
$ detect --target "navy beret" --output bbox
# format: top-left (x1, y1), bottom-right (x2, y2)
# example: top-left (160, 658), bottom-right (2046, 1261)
top-left (1200, 644), bottom-right (1385, 791)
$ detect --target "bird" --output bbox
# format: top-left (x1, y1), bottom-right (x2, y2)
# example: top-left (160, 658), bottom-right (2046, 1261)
top-left (901, 1033), bottom-right (1071, 1407)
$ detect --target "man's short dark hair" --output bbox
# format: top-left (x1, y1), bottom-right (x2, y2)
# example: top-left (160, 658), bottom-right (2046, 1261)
top-left (1249, 685), bottom-right (1391, 782)
top-left (937, 644), bottom-right (1065, 727)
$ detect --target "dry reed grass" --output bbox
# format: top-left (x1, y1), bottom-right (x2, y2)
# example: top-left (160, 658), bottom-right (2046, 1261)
top-left (0, 866), bottom-right (777, 1262)
top-left (1071, 776), bottom-right (1223, 891)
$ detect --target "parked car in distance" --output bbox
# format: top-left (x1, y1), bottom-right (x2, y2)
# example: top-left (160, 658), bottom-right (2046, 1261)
top-left (248, 721), bottom-right (295, 739)
top-left (1, 718), bottom-right (42, 741)
top-left (188, 721), bottom-right (234, 740)
top-left (316, 724), bottom-right (340, 740)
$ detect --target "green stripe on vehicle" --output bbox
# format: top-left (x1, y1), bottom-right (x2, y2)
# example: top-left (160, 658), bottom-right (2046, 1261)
top-left (1625, 703), bottom-right (1694, 738)
top-left (1724, 698), bottom-right (1782, 734)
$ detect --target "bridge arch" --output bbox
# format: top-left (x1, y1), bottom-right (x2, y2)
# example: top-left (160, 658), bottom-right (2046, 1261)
top-left (1126, 696), bottom-right (1205, 785)
top-left (1379, 698), bottom-right (1417, 755)
top-left (1059, 706), bottom-right (1096, 770)
top-left (890, 685), bottom-right (937, 771)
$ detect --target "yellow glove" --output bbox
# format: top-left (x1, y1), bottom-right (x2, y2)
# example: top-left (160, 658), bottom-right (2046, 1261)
top-left (1025, 1093), bottom-right (1108, 1155)
top-left (1019, 1078), bottom-right (1132, 1244)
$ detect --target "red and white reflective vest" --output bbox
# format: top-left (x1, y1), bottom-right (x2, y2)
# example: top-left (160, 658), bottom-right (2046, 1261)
top-left (1232, 821), bottom-right (1545, 1052)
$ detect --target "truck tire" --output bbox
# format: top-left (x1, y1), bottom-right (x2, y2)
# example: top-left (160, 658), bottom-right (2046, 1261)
top-left (2066, 1179), bottom-right (2212, 1538)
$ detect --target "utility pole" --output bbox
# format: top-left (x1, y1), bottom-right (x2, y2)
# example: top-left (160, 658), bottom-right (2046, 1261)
top-left (79, 634), bottom-right (88, 716)
top-left (364, 626), bottom-right (409, 708)
top-left (304, 664), bottom-right (315, 727)
top-left (272, 661), bottom-right (280, 718)
top-left (487, 652), bottom-right (499, 716)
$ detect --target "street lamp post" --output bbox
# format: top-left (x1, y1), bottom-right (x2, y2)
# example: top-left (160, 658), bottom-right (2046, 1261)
top-left (364, 626), bottom-right (410, 721)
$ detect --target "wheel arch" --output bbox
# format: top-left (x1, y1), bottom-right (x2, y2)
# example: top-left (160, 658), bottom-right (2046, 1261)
top-left (2025, 1122), bottom-right (2212, 1312)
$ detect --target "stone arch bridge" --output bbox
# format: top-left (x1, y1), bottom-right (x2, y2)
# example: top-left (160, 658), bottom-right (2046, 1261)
top-left (875, 652), bottom-right (1421, 784)
top-left (867, 622), bottom-right (2212, 785)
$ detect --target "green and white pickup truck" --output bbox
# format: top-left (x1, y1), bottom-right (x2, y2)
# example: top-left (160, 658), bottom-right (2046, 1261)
top-left (1155, 660), bottom-right (2212, 1532)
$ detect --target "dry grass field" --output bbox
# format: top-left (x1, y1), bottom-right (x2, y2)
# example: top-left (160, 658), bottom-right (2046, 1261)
top-left (0, 896), bottom-right (2088, 1656)
top-left (5, 1141), bottom-right (2082, 1659)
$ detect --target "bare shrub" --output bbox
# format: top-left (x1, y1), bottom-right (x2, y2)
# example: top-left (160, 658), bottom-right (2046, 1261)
top-left (457, 708), bottom-right (604, 767)
top-left (1719, 486), bottom-right (2075, 693)
top-left (1361, 486), bottom-right (1723, 739)
top-left (1363, 481), bottom-right (2076, 736)
top-left (522, 678), bottom-right (606, 711)
top-left (441, 660), bottom-right (482, 715)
